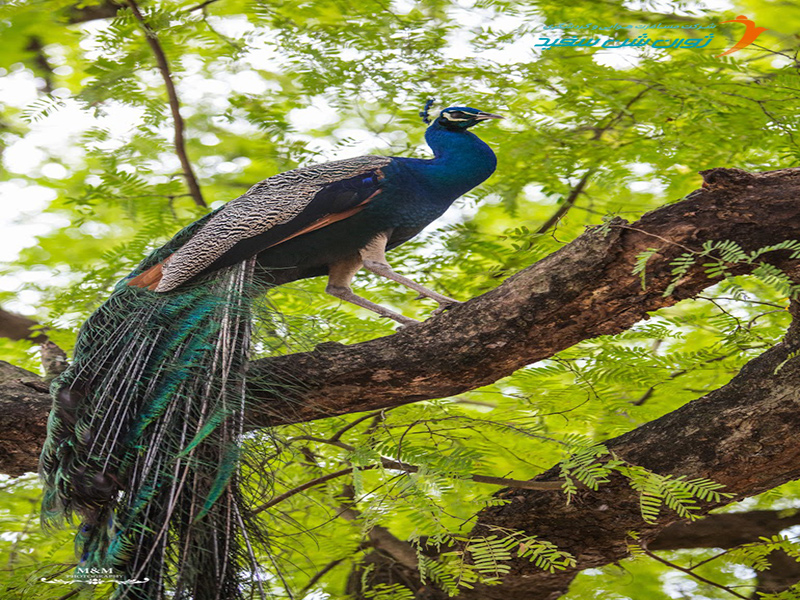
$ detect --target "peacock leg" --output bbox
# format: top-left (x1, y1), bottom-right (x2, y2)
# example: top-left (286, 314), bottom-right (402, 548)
top-left (363, 260), bottom-right (460, 305)
top-left (325, 254), bottom-right (419, 325)
top-left (359, 232), bottom-right (460, 307)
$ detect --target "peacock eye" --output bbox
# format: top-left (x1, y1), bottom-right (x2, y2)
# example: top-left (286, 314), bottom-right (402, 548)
top-left (442, 111), bottom-right (470, 121)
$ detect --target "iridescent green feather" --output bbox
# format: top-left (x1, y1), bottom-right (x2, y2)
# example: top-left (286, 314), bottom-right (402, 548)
top-left (39, 225), bottom-right (272, 599)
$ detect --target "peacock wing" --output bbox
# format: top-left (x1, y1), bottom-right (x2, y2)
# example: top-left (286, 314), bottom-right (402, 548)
top-left (129, 155), bottom-right (392, 291)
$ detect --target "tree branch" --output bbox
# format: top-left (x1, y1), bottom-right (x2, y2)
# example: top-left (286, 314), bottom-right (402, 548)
top-left (0, 308), bottom-right (46, 342)
top-left (338, 483), bottom-right (420, 571)
top-left (640, 547), bottom-right (749, 599)
top-left (753, 550), bottom-right (800, 597)
top-left (535, 169), bottom-right (593, 234)
top-left (534, 88), bottom-right (649, 234)
top-left (651, 509), bottom-right (800, 598)
top-left (250, 460), bottom-right (560, 515)
top-left (348, 320), bottom-right (800, 598)
top-left (452, 330), bottom-right (800, 598)
top-left (0, 362), bottom-right (49, 476)
top-left (4, 168), bottom-right (800, 472)
top-left (63, 1), bottom-right (223, 24)
top-left (650, 510), bottom-right (800, 551)
top-left (244, 167), bottom-right (800, 428)
top-left (126, 0), bottom-right (206, 208)
top-left (4, 168), bottom-right (800, 597)
top-left (186, 0), bottom-right (223, 12)
top-left (65, 1), bottom-right (119, 23)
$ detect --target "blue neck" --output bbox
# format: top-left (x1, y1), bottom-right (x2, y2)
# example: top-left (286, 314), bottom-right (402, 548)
top-left (402, 121), bottom-right (497, 203)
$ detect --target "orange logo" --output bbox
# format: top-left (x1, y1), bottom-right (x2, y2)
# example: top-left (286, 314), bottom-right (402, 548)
top-left (717, 15), bottom-right (768, 57)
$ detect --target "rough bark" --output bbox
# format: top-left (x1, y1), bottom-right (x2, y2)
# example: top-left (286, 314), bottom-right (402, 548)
top-left (754, 550), bottom-right (800, 597)
top-left (346, 323), bottom-right (800, 599)
top-left (4, 168), bottom-right (800, 469)
top-left (0, 361), bottom-right (49, 477)
top-left (2, 168), bottom-right (800, 597)
top-left (245, 167), bottom-right (800, 426)
top-left (650, 511), bottom-right (800, 599)
top-left (649, 509), bottom-right (800, 551)
top-left (351, 510), bottom-right (800, 598)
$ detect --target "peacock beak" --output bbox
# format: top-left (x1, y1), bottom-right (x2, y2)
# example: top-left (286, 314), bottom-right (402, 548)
top-left (475, 112), bottom-right (504, 120)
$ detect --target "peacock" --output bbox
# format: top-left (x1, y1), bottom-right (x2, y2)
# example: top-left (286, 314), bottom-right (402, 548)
top-left (39, 103), bottom-right (501, 599)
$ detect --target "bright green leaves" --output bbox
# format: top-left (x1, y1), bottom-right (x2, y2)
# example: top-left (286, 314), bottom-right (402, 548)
top-left (620, 465), bottom-right (730, 523)
top-left (559, 444), bottom-right (731, 523)
top-left (633, 238), bottom-right (800, 299)
top-left (2, 0), bottom-right (800, 598)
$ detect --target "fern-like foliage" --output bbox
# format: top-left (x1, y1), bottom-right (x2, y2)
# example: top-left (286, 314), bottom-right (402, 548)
top-left (616, 464), bottom-right (730, 523)
top-left (636, 238), bottom-right (800, 299)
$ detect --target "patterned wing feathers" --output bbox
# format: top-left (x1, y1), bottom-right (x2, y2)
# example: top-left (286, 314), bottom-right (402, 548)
top-left (260, 188), bottom-right (381, 250)
top-left (128, 156), bottom-right (391, 292)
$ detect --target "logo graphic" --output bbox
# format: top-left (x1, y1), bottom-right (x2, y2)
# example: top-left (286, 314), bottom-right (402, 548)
top-left (717, 15), bottom-right (768, 57)
top-left (41, 567), bottom-right (150, 585)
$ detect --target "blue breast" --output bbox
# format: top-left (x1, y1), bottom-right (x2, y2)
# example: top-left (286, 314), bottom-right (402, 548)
top-left (371, 123), bottom-right (498, 229)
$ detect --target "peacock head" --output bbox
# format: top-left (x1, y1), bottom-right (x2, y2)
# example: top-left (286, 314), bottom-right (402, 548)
top-left (433, 106), bottom-right (503, 131)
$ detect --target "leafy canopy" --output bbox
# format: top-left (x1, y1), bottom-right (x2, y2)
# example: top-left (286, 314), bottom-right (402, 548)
top-left (1, 0), bottom-right (799, 598)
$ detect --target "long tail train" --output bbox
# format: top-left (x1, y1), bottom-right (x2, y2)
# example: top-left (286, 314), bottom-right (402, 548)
top-left (40, 219), bottom-right (270, 599)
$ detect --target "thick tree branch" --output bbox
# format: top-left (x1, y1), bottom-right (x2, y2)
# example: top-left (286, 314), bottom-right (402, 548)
top-left (0, 308), bottom-right (46, 342)
top-left (245, 167), bottom-right (800, 427)
top-left (3, 167), bottom-right (800, 596)
top-left (652, 510), bottom-right (800, 598)
top-left (126, 0), bottom-right (206, 208)
top-left (753, 551), bottom-right (800, 597)
top-left (0, 362), bottom-right (49, 477)
top-left (651, 510), bottom-right (800, 551)
top-left (3, 168), bottom-right (800, 473)
top-left (449, 327), bottom-right (800, 599)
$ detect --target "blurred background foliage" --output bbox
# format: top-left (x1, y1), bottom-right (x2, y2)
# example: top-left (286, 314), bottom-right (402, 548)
top-left (1, 0), bottom-right (799, 598)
